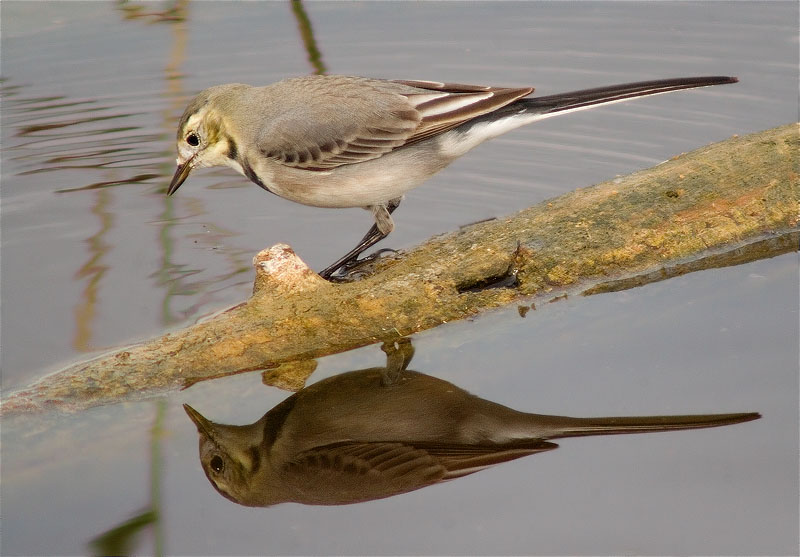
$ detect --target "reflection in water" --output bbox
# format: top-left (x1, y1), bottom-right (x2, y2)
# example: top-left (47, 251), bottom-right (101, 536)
top-left (153, 3), bottom-right (193, 326)
top-left (88, 401), bottom-right (166, 556)
top-left (2, 83), bottom-right (164, 348)
top-left (185, 339), bottom-right (759, 507)
top-left (290, 0), bottom-right (327, 75)
top-left (1, 4), bottom-right (254, 343)
top-left (115, 0), bottom-right (187, 23)
top-left (5, 93), bottom-right (160, 183)
top-left (72, 188), bottom-right (112, 351)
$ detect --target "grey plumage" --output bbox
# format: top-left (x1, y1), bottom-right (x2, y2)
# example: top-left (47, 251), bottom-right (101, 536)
top-left (168, 74), bottom-right (738, 278)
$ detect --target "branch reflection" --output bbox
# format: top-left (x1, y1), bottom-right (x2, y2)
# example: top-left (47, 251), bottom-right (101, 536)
top-left (185, 339), bottom-right (759, 507)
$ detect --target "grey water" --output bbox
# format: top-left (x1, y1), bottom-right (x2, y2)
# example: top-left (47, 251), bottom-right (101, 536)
top-left (1, 2), bottom-right (797, 555)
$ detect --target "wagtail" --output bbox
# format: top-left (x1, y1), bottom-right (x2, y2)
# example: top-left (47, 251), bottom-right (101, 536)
top-left (167, 75), bottom-right (737, 278)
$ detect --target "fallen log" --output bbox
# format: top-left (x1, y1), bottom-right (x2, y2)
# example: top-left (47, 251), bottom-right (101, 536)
top-left (3, 123), bottom-right (797, 415)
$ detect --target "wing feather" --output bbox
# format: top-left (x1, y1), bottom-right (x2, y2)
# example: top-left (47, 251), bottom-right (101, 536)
top-left (281, 442), bottom-right (446, 504)
top-left (283, 439), bottom-right (556, 498)
top-left (254, 76), bottom-right (533, 171)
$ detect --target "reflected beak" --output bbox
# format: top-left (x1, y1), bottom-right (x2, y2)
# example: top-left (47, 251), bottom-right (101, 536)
top-left (184, 404), bottom-right (215, 437)
top-left (167, 159), bottom-right (194, 196)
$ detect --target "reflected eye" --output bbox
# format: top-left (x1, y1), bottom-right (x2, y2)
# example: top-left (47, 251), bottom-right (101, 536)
top-left (210, 455), bottom-right (224, 473)
top-left (186, 132), bottom-right (200, 147)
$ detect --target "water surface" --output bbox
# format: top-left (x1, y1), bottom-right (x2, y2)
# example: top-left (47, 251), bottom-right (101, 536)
top-left (1, 2), bottom-right (797, 555)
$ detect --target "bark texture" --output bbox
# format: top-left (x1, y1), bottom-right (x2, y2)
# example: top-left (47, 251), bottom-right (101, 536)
top-left (3, 124), bottom-right (797, 415)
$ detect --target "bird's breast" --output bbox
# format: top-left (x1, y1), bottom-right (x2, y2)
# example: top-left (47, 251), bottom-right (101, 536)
top-left (244, 144), bottom-right (453, 209)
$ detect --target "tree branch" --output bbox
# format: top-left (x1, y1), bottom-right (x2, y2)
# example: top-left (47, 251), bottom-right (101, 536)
top-left (3, 123), bottom-right (797, 415)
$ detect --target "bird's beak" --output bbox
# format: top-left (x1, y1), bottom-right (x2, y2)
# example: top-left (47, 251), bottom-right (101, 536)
top-left (184, 404), bottom-right (215, 437)
top-left (167, 158), bottom-right (194, 196)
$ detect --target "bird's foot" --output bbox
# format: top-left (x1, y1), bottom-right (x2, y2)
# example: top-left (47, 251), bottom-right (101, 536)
top-left (322, 248), bottom-right (399, 282)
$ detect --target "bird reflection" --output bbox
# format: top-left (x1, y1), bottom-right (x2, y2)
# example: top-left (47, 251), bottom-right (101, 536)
top-left (185, 339), bottom-right (759, 507)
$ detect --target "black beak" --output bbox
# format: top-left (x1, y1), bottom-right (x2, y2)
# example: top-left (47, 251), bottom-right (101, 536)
top-left (184, 404), bottom-right (215, 437)
top-left (167, 160), bottom-right (193, 196)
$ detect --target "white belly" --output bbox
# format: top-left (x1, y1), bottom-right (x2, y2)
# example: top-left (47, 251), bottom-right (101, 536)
top-left (250, 142), bottom-right (453, 209)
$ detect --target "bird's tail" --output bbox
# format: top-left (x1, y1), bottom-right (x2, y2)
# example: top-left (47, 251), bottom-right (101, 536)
top-left (517, 75), bottom-right (738, 120)
top-left (531, 411), bottom-right (759, 440)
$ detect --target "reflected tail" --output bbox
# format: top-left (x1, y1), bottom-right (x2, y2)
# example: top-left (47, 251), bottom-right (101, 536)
top-left (535, 412), bottom-right (760, 439)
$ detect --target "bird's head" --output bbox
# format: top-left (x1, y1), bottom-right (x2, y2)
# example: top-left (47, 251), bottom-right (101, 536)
top-left (183, 403), bottom-right (269, 506)
top-left (167, 84), bottom-right (249, 195)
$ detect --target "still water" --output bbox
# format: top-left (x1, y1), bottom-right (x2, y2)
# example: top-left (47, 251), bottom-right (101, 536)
top-left (1, 2), bottom-right (798, 555)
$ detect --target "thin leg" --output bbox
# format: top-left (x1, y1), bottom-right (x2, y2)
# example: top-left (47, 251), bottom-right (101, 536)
top-left (319, 198), bottom-right (401, 279)
top-left (380, 337), bottom-right (414, 386)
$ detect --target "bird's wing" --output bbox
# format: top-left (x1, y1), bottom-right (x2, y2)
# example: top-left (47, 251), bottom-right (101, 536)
top-left (392, 80), bottom-right (533, 146)
top-left (280, 439), bottom-right (556, 504)
top-left (414, 440), bottom-right (558, 480)
top-left (256, 77), bottom-right (533, 170)
top-left (281, 441), bottom-right (447, 504)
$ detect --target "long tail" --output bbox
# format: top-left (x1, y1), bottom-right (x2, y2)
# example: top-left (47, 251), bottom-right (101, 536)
top-left (457, 75), bottom-right (738, 145)
top-left (532, 411), bottom-right (759, 440)
top-left (517, 75), bottom-right (738, 120)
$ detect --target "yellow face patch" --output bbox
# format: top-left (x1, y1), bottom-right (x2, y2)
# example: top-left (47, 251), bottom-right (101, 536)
top-left (178, 109), bottom-right (235, 168)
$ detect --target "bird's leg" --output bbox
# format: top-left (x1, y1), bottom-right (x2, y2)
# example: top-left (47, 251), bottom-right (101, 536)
top-left (380, 337), bottom-right (414, 386)
top-left (318, 214), bottom-right (389, 279)
top-left (319, 197), bottom-right (402, 279)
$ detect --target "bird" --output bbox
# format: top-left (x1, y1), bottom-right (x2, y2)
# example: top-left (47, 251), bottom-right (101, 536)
top-left (184, 340), bottom-right (758, 507)
top-left (167, 74), bottom-right (738, 279)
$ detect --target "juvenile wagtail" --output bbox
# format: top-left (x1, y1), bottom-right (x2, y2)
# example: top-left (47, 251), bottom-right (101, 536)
top-left (167, 75), bottom-right (737, 279)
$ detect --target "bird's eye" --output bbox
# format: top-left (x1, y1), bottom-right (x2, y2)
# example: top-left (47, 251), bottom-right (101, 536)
top-left (210, 455), bottom-right (224, 473)
top-left (186, 132), bottom-right (200, 147)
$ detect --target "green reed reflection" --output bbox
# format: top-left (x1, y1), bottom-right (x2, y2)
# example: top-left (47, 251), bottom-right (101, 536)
top-left (291, 0), bottom-right (327, 75)
top-left (72, 188), bottom-right (112, 351)
top-left (116, 0), bottom-right (187, 23)
top-left (88, 400), bottom-right (166, 556)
